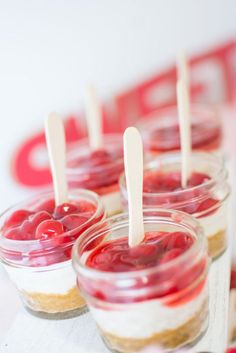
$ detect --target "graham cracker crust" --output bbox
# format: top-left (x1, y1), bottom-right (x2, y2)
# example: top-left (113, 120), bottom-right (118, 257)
top-left (22, 286), bottom-right (86, 314)
top-left (108, 209), bottom-right (122, 216)
top-left (99, 300), bottom-right (208, 353)
top-left (208, 229), bottom-right (227, 259)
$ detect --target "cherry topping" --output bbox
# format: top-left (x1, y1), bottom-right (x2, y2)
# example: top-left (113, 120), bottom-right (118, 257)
top-left (81, 231), bottom-right (206, 305)
top-left (146, 120), bottom-right (221, 152)
top-left (86, 231), bottom-right (193, 272)
top-left (67, 146), bottom-right (123, 192)
top-left (35, 220), bottom-right (65, 240)
top-left (30, 211), bottom-right (52, 226)
top-left (4, 227), bottom-right (22, 240)
top-left (160, 248), bottom-right (183, 264)
top-left (143, 171), bottom-right (218, 215)
top-left (161, 232), bottom-right (194, 251)
top-left (54, 202), bottom-right (78, 219)
top-left (2, 198), bottom-right (98, 267)
top-left (36, 199), bottom-right (55, 213)
top-left (76, 201), bottom-right (96, 213)
top-left (3, 210), bottom-right (33, 230)
top-left (61, 214), bottom-right (89, 230)
top-left (143, 171), bottom-right (210, 193)
top-left (90, 149), bottom-right (111, 164)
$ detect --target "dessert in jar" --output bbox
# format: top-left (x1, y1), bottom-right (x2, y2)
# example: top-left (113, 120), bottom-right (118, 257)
top-left (120, 152), bottom-right (230, 259)
top-left (137, 105), bottom-right (222, 156)
top-left (66, 134), bottom-right (123, 216)
top-left (0, 189), bottom-right (105, 319)
top-left (73, 209), bottom-right (210, 353)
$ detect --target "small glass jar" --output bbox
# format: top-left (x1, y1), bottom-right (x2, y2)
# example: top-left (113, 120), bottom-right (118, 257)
top-left (120, 152), bottom-right (230, 259)
top-left (137, 105), bottom-right (222, 155)
top-left (66, 133), bottom-right (123, 216)
top-left (0, 189), bottom-right (105, 319)
top-left (73, 209), bottom-right (210, 353)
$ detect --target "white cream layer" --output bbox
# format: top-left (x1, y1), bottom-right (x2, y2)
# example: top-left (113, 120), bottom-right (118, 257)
top-left (89, 281), bottom-right (208, 339)
top-left (101, 191), bottom-right (122, 216)
top-left (3, 260), bottom-right (76, 294)
top-left (198, 202), bottom-right (227, 239)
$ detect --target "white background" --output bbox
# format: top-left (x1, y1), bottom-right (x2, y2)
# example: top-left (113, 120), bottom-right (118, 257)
top-left (0, 0), bottom-right (236, 342)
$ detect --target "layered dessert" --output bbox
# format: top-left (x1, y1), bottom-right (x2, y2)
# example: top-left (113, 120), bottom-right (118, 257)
top-left (138, 105), bottom-right (222, 155)
top-left (120, 152), bottom-right (230, 259)
top-left (73, 210), bottom-right (209, 353)
top-left (0, 189), bottom-right (105, 318)
top-left (66, 134), bottom-right (123, 216)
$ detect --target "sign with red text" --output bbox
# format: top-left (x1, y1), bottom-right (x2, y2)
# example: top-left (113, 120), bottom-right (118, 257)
top-left (12, 41), bottom-right (236, 189)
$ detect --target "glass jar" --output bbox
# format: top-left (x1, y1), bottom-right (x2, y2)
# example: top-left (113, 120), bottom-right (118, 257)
top-left (66, 133), bottom-right (123, 216)
top-left (0, 189), bottom-right (105, 319)
top-left (73, 209), bottom-right (210, 353)
top-left (137, 105), bottom-right (222, 155)
top-left (120, 152), bottom-right (230, 259)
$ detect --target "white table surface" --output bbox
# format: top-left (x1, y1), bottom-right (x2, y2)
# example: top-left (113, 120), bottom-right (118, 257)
top-left (0, 248), bottom-right (230, 353)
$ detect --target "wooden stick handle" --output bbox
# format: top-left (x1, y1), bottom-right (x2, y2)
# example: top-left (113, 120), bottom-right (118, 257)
top-left (45, 112), bottom-right (68, 206)
top-left (123, 127), bottom-right (144, 247)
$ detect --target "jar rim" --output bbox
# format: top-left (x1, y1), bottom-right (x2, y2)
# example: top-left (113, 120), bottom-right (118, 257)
top-left (120, 151), bottom-right (227, 201)
top-left (0, 188), bottom-right (105, 252)
top-left (72, 208), bottom-right (207, 281)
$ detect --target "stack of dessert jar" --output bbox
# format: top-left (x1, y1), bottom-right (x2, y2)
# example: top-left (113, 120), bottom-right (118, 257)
top-left (0, 101), bottom-right (230, 353)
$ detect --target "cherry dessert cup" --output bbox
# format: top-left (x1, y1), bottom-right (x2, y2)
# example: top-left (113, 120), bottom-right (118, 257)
top-left (137, 105), bottom-right (222, 155)
top-left (0, 189), bottom-right (105, 319)
top-left (73, 209), bottom-right (210, 353)
top-left (66, 134), bottom-right (123, 216)
top-left (120, 152), bottom-right (230, 259)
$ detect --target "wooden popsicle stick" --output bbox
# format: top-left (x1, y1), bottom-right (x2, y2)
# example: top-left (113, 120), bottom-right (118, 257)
top-left (177, 79), bottom-right (191, 188)
top-left (177, 51), bottom-right (189, 87)
top-left (123, 127), bottom-right (144, 247)
top-left (45, 112), bottom-right (68, 206)
top-left (85, 85), bottom-right (103, 150)
top-left (228, 289), bottom-right (236, 344)
top-left (177, 51), bottom-right (190, 113)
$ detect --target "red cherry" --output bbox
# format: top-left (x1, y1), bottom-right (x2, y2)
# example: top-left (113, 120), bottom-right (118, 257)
top-left (36, 199), bottom-right (55, 213)
top-left (30, 211), bottom-right (52, 227)
top-left (3, 210), bottom-right (32, 230)
top-left (20, 220), bottom-right (37, 240)
top-left (54, 203), bottom-right (78, 219)
top-left (160, 248), bottom-right (183, 264)
top-left (77, 201), bottom-right (96, 213)
top-left (35, 220), bottom-right (65, 240)
top-left (129, 244), bottom-right (157, 259)
top-left (162, 232), bottom-right (193, 251)
top-left (188, 172), bottom-right (210, 187)
top-left (4, 227), bottom-right (22, 240)
top-left (61, 214), bottom-right (89, 230)
top-left (197, 198), bottom-right (219, 215)
top-left (89, 149), bottom-right (113, 166)
top-left (91, 149), bottom-right (110, 159)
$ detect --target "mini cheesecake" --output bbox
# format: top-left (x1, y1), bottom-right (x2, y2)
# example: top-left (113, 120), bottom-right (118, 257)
top-left (141, 170), bottom-right (227, 259)
top-left (0, 191), bottom-right (105, 318)
top-left (67, 134), bottom-right (123, 216)
top-left (76, 229), bottom-right (209, 352)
